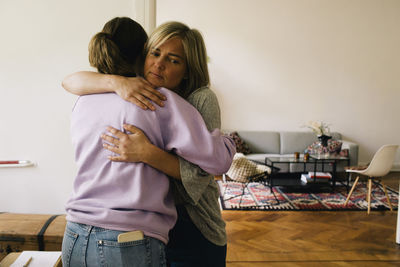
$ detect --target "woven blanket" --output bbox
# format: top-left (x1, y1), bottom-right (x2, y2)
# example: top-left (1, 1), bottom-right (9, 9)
top-left (218, 180), bottom-right (398, 211)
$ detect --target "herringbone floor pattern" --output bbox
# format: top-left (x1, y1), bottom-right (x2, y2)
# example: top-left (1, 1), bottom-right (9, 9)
top-left (222, 174), bottom-right (400, 266)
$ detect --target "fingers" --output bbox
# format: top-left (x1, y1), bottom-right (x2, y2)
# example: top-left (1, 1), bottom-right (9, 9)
top-left (107, 155), bottom-right (126, 162)
top-left (128, 77), bottom-right (167, 109)
top-left (101, 126), bottom-right (129, 147)
top-left (141, 86), bottom-right (167, 108)
top-left (123, 124), bottom-right (142, 134)
top-left (127, 94), bottom-right (156, 111)
top-left (101, 133), bottom-right (119, 146)
top-left (130, 88), bottom-right (165, 110)
top-left (102, 142), bottom-right (119, 153)
top-left (142, 82), bottom-right (167, 100)
top-left (101, 127), bottom-right (131, 162)
top-left (105, 126), bottom-right (127, 139)
top-left (103, 143), bottom-right (128, 162)
top-left (129, 97), bottom-right (150, 110)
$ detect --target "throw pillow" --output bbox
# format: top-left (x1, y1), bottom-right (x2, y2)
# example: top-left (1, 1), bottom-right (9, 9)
top-left (228, 132), bottom-right (252, 154)
top-left (226, 153), bottom-right (271, 183)
top-left (339, 148), bottom-right (349, 157)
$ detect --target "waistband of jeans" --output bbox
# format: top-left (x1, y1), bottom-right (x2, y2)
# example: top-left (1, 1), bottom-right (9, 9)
top-left (68, 221), bottom-right (121, 233)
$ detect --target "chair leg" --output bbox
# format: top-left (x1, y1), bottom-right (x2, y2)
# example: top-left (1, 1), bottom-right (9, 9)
top-left (367, 178), bottom-right (372, 215)
top-left (345, 176), bottom-right (360, 205)
top-left (239, 182), bottom-right (247, 206)
top-left (380, 181), bottom-right (393, 211)
top-left (346, 173), bottom-right (352, 193)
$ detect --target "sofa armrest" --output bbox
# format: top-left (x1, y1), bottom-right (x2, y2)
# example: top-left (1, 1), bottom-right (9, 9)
top-left (341, 140), bottom-right (359, 166)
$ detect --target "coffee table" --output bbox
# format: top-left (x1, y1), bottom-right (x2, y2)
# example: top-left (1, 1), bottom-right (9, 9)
top-left (262, 155), bottom-right (350, 191)
top-left (241, 155), bottom-right (349, 205)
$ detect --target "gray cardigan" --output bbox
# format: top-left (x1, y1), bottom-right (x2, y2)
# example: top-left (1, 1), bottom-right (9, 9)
top-left (171, 86), bottom-right (227, 246)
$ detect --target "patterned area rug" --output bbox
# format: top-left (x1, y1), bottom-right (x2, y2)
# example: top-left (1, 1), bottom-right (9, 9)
top-left (217, 180), bottom-right (398, 211)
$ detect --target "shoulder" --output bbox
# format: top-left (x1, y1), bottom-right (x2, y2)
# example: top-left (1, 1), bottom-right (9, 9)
top-left (187, 86), bottom-right (220, 112)
top-left (155, 88), bottom-right (203, 121)
top-left (188, 86), bottom-right (218, 104)
top-left (188, 87), bottom-right (221, 130)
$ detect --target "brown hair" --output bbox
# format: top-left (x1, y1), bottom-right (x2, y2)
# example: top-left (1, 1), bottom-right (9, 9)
top-left (144, 21), bottom-right (210, 98)
top-left (89, 17), bottom-right (147, 77)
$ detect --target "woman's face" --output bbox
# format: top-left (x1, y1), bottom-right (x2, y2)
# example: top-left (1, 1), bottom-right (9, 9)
top-left (144, 37), bottom-right (187, 91)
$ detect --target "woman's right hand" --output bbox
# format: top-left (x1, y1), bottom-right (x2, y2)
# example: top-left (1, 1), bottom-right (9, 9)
top-left (114, 76), bottom-right (167, 111)
top-left (101, 124), bottom-right (152, 163)
top-left (101, 124), bottom-right (181, 179)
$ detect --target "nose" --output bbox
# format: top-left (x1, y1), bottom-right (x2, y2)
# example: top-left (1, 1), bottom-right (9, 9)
top-left (154, 57), bottom-right (165, 70)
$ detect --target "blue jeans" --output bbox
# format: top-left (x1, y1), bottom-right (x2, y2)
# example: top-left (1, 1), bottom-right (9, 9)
top-left (62, 221), bottom-right (166, 267)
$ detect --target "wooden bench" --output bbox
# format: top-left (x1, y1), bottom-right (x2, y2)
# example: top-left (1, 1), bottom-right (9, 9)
top-left (0, 213), bottom-right (66, 262)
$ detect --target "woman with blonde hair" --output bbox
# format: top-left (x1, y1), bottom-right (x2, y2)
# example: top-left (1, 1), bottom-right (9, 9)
top-left (63, 21), bottom-right (230, 267)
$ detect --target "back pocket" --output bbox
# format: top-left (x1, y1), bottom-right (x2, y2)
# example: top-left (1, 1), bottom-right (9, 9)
top-left (97, 238), bottom-right (149, 266)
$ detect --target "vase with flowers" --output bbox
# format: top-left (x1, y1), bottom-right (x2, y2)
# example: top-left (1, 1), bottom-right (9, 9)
top-left (303, 121), bottom-right (343, 157)
top-left (304, 121), bottom-right (331, 147)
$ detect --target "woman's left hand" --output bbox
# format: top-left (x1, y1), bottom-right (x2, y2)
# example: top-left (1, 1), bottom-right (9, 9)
top-left (101, 124), bottom-right (151, 162)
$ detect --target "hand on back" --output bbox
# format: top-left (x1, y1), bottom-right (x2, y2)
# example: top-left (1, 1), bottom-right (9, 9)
top-left (115, 76), bottom-right (167, 111)
top-left (101, 124), bottom-right (151, 162)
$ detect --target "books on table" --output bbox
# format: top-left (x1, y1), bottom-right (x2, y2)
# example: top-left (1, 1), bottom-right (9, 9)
top-left (301, 172), bottom-right (332, 184)
top-left (308, 172), bottom-right (332, 179)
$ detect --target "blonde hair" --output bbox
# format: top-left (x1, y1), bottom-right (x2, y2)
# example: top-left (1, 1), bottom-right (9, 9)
top-left (144, 21), bottom-right (209, 98)
top-left (89, 17), bottom-right (147, 77)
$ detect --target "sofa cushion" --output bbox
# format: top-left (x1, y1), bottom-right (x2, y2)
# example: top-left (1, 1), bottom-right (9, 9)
top-left (236, 131), bottom-right (280, 154)
top-left (280, 132), bottom-right (317, 154)
top-left (245, 153), bottom-right (281, 162)
top-left (280, 132), bottom-right (342, 154)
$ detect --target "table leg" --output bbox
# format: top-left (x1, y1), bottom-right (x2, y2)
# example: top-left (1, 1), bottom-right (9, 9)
top-left (332, 162), bottom-right (337, 190)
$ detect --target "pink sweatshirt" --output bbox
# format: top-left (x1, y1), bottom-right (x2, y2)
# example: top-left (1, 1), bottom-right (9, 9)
top-left (66, 88), bottom-right (235, 243)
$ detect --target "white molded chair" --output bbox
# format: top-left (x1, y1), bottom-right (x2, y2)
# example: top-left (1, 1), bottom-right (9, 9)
top-left (344, 144), bottom-right (398, 214)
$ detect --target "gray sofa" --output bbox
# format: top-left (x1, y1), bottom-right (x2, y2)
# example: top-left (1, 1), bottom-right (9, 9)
top-left (233, 131), bottom-right (358, 173)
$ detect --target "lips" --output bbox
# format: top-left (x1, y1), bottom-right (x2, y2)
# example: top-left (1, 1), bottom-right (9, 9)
top-left (148, 72), bottom-right (163, 80)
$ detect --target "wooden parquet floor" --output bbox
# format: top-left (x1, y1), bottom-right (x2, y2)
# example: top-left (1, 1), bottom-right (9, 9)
top-left (222, 174), bottom-right (400, 266)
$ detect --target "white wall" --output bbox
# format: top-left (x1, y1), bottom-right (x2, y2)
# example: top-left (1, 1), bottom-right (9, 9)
top-left (0, 0), bottom-right (399, 214)
top-left (0, 0), bottom-right (150, 214)
top-left (157, 0), bottom-right (400, 168)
